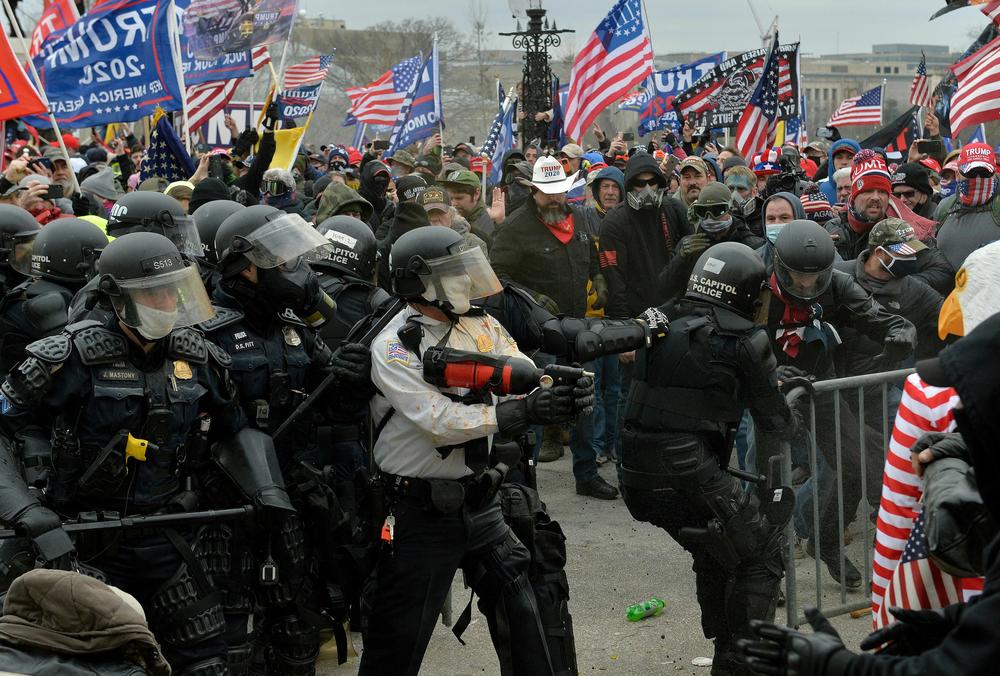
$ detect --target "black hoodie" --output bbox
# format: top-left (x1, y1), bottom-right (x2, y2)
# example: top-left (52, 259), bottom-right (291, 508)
top-left (358, 160), bottom-right (392, 233)
top-left (597, 153), bottom-right (691, 318)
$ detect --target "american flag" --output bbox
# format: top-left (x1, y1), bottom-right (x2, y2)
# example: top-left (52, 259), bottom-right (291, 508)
top-left (283, 54), bottom-right (333, 88)
top-left (871, 374), bottom-right (983, 630)
top-left (562, 0), bottom-right (654, 143)
top-left (778, 57), bottom-right (793, 101)
top-left (735, 33), bottom-right (781, 160)
top-left (345, 56), bottom-right (421, 127)
top-left (949, 34), bottom-right (1000, 136)
top-left (981, 0), bottom-right (1000, 25)
top-left (186, 47), bottom-right (271, 132)
top-left (481, 93), bottom-right (517, 186)
top-left (828, 86), bottom-right (883, 127)
top-left (909, 52), bottom-right (933, 107)
top-left (140, 110), bottom-right (196, 182)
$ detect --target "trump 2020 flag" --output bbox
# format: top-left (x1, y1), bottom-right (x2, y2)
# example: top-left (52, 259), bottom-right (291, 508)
top-left (385, 40), bottom-right (442, 157)
top-left (277, 83), bottom-right (323, 119)
top-left (481, 93), bottom-right (517, 186)
top-left (563, 0), bottom-right (654, 143)
top-left (140, 109), bottom-right (196, 182)
top-left (30, 0), bottom-right (184, 129)
top-left (0, 32), bottom-right (47, 122)
top-left (29, 0), bottom-right (79, 58)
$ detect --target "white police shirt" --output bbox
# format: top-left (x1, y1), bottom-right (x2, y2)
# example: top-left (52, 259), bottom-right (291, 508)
top-left (370, 307), bottom-right (533, 480)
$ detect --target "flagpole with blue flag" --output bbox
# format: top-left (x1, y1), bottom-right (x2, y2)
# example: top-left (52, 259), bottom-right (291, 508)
top-left (0, 0), bottom-right (79, 193)
top-left (480, 87), bottom-right (517, 199)
top-left (167, 0), bottom-right (192, 154)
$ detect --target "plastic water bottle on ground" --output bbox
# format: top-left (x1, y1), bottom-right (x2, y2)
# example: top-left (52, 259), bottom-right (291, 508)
top-left (626, 598), bottom-right (665, 622)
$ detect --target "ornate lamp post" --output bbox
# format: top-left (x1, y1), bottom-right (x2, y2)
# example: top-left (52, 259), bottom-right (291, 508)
top-left (499, 1), bottom-right (573, 145)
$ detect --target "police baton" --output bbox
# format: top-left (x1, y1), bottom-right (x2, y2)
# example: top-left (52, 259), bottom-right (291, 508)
top-left (0, 506), bottom-right (257, 539)
top-left (271, 297), bottom-right (406, 442)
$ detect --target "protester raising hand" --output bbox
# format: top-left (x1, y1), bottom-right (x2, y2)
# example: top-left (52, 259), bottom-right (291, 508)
top-left (487, 186), bottom-right (505, 224)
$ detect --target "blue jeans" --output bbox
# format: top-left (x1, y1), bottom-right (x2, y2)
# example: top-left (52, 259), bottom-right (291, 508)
top-left (592, 354), bottom-right (622, 456)
top-left (794, 454), bottom-right (835, 541)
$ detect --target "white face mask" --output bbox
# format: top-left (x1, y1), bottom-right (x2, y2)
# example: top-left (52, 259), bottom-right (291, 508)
top-left (765, 222), bottom-right (788, 244)
top-left (439, 274), bottom-right (473, 314)
top-left (134, 303), bottom-right (178, 340)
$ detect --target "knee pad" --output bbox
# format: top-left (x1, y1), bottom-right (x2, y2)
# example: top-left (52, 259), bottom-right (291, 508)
top-left (226, 641), bottom-right (254, 676)
top-left (728, 563), bottom-right (782, 639)
top-left (266, 613), bottom-right (319, 676)
top-left (148, 563), bottom-right (225, 648)
top-left (472, 532), bottom-right (532, 609)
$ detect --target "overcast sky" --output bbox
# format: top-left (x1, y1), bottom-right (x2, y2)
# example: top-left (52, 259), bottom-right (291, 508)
top-left (311, 0), bottom-right (988, 57)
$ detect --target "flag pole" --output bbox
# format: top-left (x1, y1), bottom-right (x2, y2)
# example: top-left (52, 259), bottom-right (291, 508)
top-left (167, 0), bottom-right (192, 154)
top-left (433, 33), bottom-right (443, 148)
top-left (1, 0), bottom-right (79, 195)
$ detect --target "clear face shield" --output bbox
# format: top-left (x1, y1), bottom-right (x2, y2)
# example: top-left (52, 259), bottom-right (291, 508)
top-left (110, 263), bottom-right (214, 340)
top-left (7, 231), bottom-right (39, 276)
top-left (234, 213), bottom-right (333, 269)
top-left (419, 247), bottom-right (502, 315)
top-left (161, 215), bottom-right (203, 259)
top-left (774, 256), bottom-right (833, 306)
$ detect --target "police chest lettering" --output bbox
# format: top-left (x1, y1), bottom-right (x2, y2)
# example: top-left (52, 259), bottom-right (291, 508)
top-left (688, 274), bottom-right (737, 299)
top-left (233, 340), bottom-right (256, 351)
top-left (98, 367), bottom-right (140, 380)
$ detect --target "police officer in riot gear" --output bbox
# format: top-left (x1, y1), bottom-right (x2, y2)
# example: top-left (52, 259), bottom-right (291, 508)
top-left (0, 231), bottom-right (286, 676)
top-left (619, 242), bottom-right (797, 676)
top-left (204, 205), bottom-right (370, 674)
top-left (192, 199), bottom-right (245, 294)
top-left (0, 218), bottom-right (108, 373)
top-left (361, 227), bottom-right (593, 675)
top-left (106, 191), bottom-right (204, 258)
top-left (0, 205), bottom-right (41, 295)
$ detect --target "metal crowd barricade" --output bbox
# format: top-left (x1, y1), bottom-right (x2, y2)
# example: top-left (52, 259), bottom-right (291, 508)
top-left (778, 368), bottom-right (915, 628)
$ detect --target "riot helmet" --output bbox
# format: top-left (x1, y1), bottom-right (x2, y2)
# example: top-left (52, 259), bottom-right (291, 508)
top-left (192, 200), bottom-right (245, 265)
top-left (389, 227), bottom-right (501, 315)
top-left (685, 242), bottom-right (767, 318)
top-left (28, 218), bottom-right (108, 285)
top-left (106, 192), bottom-right (202, 258)
top-left (772, 219), bottom-right (836, 306)
top-left (688, 183), bottom-right (734, 240)
top-left (0, 205), bottom-right (41, 276)
top-left (215, 206), bottom-right (336, 326)
top-left (97, 232), bottom-right (214, 340)
top-left (314, 215), bottom-right (378, 280)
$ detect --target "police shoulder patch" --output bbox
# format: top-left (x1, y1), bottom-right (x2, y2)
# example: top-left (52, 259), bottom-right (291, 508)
top-left (198, 306), bottom-right (245, 332)
top-left (206, 341), bottom-right (233, 368)
top-left (385, 340), bottom-right (410, 366)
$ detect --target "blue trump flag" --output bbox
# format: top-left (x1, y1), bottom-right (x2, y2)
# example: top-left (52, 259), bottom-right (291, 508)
top-left (29, 0), bottom-right (184, 129)
top-left (481, 93), bottom-right (517, 186)
top-left (638, 52), bottom-right (726, 136)
top-left (386, 40), bottom-right (442, 157)
top-left (175, 0), bottom-right (252, 86)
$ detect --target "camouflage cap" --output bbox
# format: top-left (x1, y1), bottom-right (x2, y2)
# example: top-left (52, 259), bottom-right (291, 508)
top-left (389, 149), bottom-right (416, 168)
top-left (869, 217), bottom-right (928, 254)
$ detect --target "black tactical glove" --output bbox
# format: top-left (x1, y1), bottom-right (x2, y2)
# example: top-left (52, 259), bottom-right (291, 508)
top-left (859, 606), bottom-right (955, 655)
top-left (676, 233), bottom-right (711, 260)
top-left (911, 432), bottom-right (970, 465)
top-left (591, 275), bottom-right (609, 311)
top-left (330, 342), bottom-right (371, 385)
top-left (739, 607), bottom-right (855, 676)
top-left (882, 333), bottom-right (914, 361)
top-left (15, 504), bottom-right (74, 568)
top-left (572, 375), bottom-right (595, 416)
top-left (262, 102), bottom-right (281, 131)
top-left (533, 292), bottom-right (560, 315)
top-left (233, 128), bottom-right (260, 158)
top-left (496, 385), bottom-right (576, 436)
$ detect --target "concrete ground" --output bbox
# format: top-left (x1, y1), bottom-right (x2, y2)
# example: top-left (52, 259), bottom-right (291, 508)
top-left (319, 450), bottom-right (876, 674)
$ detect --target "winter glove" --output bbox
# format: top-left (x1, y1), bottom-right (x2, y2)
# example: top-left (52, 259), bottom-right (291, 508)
top-left (882, 332), bottom-right (914, 361)
top-left (330, 342), bottom-right (371, 385)
top-left (739, 607), bottom-right (855, 676)
top-left (676, 233), bottom-right (711, 260)
top-left (532, 292), bottom-right (561, 316)
top-left (496, 385), bottom-right (576, 436)
top-left (571, 375), bottom-right (595, 416)
top-left (859, 606), bottom-right (955, 655)
top-left (262, 103), bottom-right (281, 131)
top-left (591, 274), bottom-right (609, 311)
top-left (233, 128), bottom-right (260, 158)
top-left (911, 432), bottom-right (970, 464)
top-left (15, 504), bottom-right (74, 568)
top-left (776, 365), bottom-right (815, 396)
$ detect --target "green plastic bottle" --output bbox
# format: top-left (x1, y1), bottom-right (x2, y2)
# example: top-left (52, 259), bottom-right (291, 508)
top-left (626, 598), bottom-right (665, 622)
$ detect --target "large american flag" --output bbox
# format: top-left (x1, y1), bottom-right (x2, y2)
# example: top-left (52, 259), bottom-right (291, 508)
top-left (828, 86), bottom-right (883, 127)
top-left (562, 0), bottom-right (653, 143)
top-left (735, 33), bottom-right (781, 160)
top-left (909, 52), bottom-right (933, 107)
top-left (948, 34), bottom-right (1000, 136)
top-left (981, 0), bottom-right (1000, 25)
top-left (186, 47), bottom-right (271, 132)
top-left (345, 56), bottom-right (421, 127)
top-left (871, 374), bottom-right (983, 630)
top-left (283, 54), bottom-right (333, 88)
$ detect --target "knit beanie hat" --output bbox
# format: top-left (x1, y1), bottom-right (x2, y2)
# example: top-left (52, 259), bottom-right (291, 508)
top-left (800, 189), bottom-right (834, 223)
top-left (850, 148), bottom-right (892, 202)
top-left (891, 162), bottom-right (933, 196)
top-left (189, 178), bottom-right (231, 213)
